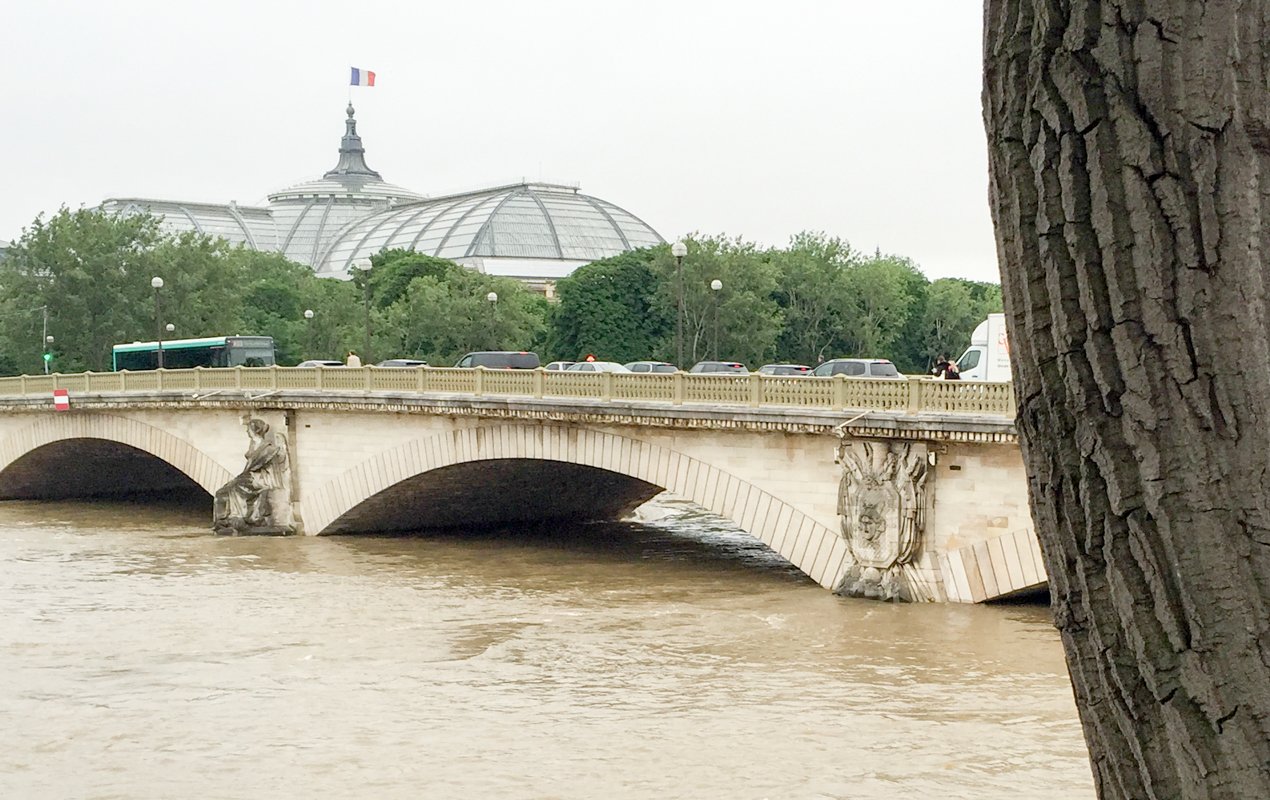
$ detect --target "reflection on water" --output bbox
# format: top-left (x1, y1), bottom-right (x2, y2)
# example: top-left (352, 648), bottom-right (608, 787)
top-left (0, 494), bottom-right (1093, 799)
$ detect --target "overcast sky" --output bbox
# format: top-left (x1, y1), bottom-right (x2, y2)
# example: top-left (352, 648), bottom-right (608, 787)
top-left (4, 1), bottom-right (1000, 283)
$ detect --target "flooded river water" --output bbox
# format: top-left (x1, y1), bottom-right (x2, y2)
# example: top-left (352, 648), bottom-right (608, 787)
top-left (0, 495), bottom-right (1093, 799)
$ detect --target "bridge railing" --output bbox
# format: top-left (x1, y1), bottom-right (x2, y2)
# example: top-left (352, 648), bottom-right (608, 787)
top-left (0, 367), bottom-right (1016, 416)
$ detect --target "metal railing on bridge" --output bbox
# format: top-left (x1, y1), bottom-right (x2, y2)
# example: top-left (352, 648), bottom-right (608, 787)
top-left (0, 367), bottom-right (1016, 416)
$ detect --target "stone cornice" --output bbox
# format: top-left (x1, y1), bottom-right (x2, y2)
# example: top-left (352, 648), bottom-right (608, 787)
top-left (0, 390), bottom-right (1018, 442)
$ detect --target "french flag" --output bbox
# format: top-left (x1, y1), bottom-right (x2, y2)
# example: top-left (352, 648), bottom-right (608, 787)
top-left (350, 67), bottom-right (376, 87)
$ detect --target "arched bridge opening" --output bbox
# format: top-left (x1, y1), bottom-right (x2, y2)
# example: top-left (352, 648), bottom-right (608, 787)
top-left (306, 424), bottom-right (850, 590)
top-left (324, 459), bottom-right (662, 533)
top-left (0, 438), bottom-right (210, 503)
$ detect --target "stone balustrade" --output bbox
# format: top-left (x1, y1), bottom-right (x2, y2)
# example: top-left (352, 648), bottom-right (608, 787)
top-left (0, 367), bottom-right (1016, 417)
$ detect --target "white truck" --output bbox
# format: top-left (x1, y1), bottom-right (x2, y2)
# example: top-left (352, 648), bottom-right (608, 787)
top-left (956, 312), bottom-right (1011, 381)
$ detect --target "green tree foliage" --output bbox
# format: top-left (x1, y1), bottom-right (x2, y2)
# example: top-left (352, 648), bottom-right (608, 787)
top-left (647, 236), bottom-right (783, 368)
top-left (0, 207), bottom-right (166, 372)
top-left (917, 278), bottom-right (1003, 368)
top-left (229, 249), bottom-right (361, 365)
top-left (366, 249), bottom-right (456, 308)
top-left (771, 232), bottom-right (859, 364)
top-left (372, 250), bottom-right (547, 366)
top-left (0, 207), bottom-right (999, 378)
top-left (839, 254), bottom-right (924, 362)
top-left (546, 251), bottom-right (668, 363)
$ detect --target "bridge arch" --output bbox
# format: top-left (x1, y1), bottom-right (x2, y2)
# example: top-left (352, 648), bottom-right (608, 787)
top-left (303, 424), bottom-right (850, 589)
top-left (0, 413), bottom-right (232, 498)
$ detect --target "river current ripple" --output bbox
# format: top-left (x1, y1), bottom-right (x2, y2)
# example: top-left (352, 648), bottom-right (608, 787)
top-left (0, 495), bottom-right (1093, 799)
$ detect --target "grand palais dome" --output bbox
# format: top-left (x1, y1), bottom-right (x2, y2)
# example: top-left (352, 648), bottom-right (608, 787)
top-left (97, 105), bottom-right (664, 290)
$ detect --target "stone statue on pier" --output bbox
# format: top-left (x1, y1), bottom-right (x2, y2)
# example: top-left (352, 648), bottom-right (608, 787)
top-left (834, 438), bottom-right (930, 601)
top-left (212, 418), bottom-right (294, 535)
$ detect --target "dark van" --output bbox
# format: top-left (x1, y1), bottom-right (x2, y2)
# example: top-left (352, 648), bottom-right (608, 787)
top-left (455, 351), bottom-right (541, 369)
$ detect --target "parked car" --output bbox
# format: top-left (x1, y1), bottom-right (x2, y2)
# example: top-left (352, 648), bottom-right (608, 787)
top-left (454, 351), bottom-right (541, 369)
top-left (377, 358), bottom-right (428, 368)
top-left (544, 361), bottom-right (576, 371)
top-left (565, 361), bottom-right (630, 373)
top-left (757, 364), bottom-right (812, 376)
top-left (689, 361), bottom-right (748, 374)
top-left (811, 358), bottom-right (904, 379)
top-left (624, 361), bottom-right (678, 374)
top-left (296, 359), bottom-right (343, 368)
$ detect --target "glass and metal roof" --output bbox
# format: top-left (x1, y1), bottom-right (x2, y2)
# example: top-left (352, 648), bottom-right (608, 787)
top-left (86, 105), bottom-right (662, 284)
top-left (99, 198), bottom-right (281, 251)
top-left (315, 182), bottom-right (663, 276)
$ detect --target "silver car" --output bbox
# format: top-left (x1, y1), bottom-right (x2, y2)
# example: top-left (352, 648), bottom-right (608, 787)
top-left (811, 359), bottom-right (904, 379)
top-left (565, 361), bottom-right (630, 373)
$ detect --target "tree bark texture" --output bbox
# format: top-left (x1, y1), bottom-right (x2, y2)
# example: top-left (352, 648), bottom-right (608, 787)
top-left (983, 2), bottom-right (1270, 798)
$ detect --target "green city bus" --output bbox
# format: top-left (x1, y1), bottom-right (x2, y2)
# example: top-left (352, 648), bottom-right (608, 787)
top-left (111, 336), bottom-right (276, 371)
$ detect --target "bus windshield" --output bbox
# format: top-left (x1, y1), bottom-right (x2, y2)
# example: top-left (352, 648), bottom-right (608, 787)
top-left (111, 336), bottom-right (276, 371)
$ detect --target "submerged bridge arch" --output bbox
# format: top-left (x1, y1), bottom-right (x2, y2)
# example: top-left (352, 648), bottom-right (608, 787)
top-left (303, 423), bottom-right (849, 589)
top-left (0, 413), bottom-right (232, 497)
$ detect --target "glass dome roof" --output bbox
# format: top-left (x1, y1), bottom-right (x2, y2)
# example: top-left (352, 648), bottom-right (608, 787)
top-left (315, 182), bottom-right (663, 276)
top-left (87, 105), bottom-right (663, 286)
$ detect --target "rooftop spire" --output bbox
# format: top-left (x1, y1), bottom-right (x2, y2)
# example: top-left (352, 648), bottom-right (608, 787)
top-left (323, 104), bottom-right (382, 181)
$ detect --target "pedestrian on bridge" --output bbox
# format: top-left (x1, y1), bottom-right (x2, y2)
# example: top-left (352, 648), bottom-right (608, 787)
top-left (346, 351), bottom-right (362, 367)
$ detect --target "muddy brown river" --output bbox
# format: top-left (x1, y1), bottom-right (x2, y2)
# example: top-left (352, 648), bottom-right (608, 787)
top-left (0, 495), bottom-right (1093, 799)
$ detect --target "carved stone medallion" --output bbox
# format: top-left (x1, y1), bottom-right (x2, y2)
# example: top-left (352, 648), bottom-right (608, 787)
top-left (834, 438), bottom-right (929, 600)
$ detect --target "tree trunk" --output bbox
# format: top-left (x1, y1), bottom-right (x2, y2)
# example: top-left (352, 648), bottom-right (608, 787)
top-left (983, 2), bottom-right (1270, 798)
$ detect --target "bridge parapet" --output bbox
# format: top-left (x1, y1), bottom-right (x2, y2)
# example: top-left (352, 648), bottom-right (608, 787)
top-left (0, 367), bottom-right (1016, 417)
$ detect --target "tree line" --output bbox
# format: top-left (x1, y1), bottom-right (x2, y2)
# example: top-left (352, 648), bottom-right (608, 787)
top-left (0, 207), bottom-right (1001, 374)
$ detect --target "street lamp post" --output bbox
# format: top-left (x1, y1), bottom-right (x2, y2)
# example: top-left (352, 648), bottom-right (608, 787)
top-left (486, 292), bottom-right (498, 349)
top-left (43, 335), bottom-right (54, 375)
top-left (40, 305), bottom-right (50, 373)
top-left (150, 276), bottom-right (165, 369)
top-left (304, 309), bottom-right (314, 358)
top-left (710, 279), bottom-right (723, 360)
top-left (671, 241), bottom-right (687, 368)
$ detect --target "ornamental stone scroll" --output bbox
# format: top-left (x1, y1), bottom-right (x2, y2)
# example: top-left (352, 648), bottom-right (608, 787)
top-left (833, 438), bottom-right (931, 601)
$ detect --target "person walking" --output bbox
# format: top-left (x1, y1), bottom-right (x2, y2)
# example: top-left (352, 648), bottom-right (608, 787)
top-left (346, 351), bottom-right (362, 367)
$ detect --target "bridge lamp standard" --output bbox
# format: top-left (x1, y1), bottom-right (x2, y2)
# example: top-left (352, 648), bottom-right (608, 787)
top-left (671, 241), bottom-right (688, 368)
top-left (43, 335), bottom-right (54, 375)
top-left (486, 292), bottom-right (498, 348)
top-left (303, 309), bottom-right (314, 358)
top-left (150, 276), bottom-right (165, 369)
top-left (710, 279), bottom-right (723, 361)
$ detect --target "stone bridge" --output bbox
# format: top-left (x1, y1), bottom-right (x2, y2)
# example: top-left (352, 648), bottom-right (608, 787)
top-left (0, 367), bottom-right (1044, 603)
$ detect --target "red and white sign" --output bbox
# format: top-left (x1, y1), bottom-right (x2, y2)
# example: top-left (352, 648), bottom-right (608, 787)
top-left (52, 389), bottom-right (70, 411)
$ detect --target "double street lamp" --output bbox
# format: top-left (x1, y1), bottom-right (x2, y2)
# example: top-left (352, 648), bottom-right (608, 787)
top-left (671, 241), bottom-right (687, 368)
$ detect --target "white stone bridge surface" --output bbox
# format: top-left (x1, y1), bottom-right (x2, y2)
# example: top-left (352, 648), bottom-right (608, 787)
top-left (0, 367), bottom-right (1045, 603)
